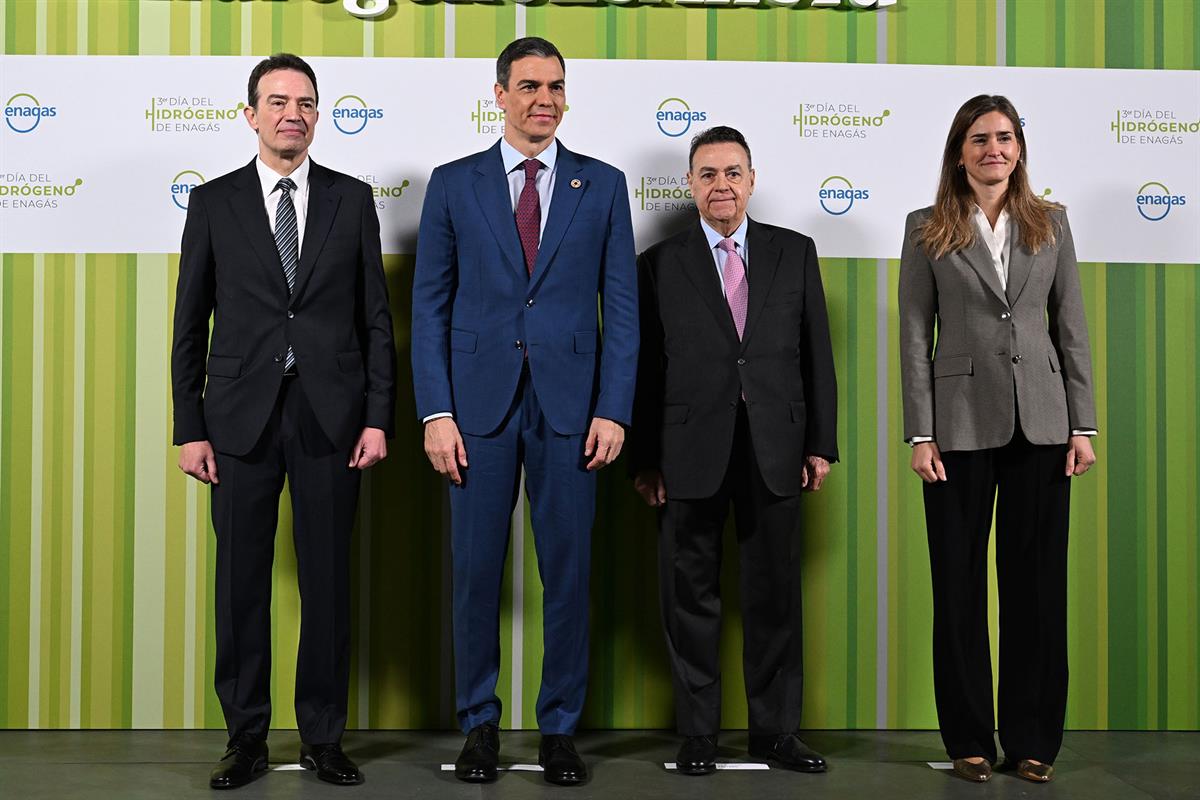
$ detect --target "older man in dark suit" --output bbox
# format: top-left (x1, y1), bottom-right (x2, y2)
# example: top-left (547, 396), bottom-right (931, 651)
top-left (172, 53), bottom-right (395, 790)
top-left (631, 126), bottom-right (837, 776)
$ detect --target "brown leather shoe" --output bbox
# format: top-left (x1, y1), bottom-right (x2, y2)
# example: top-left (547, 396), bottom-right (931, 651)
top-left (1016, 759), bottom-right (1054, 782)
top-left (951, 758), bottom-right (992, 782)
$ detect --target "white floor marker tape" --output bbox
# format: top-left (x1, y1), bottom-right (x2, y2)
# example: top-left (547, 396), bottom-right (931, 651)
top-left (439, 763), bottom-right (545, 772)
top-left (664, 762), bottom-right (771, 771)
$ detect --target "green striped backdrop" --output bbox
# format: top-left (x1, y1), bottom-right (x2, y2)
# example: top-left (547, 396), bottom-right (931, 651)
top-left (1, 0), bottom-right (1197, 731)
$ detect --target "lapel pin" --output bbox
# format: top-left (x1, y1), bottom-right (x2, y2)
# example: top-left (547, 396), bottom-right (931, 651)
top-left (570, 179), bottom-right (582, 189)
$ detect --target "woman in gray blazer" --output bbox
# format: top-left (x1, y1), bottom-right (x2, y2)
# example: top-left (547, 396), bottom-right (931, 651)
top-left (898, 95), bottom-right (1098, 785)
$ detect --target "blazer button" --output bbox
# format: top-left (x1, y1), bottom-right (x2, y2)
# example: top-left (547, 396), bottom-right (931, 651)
top-left (737, 358), bottom-right (746, 366)
top-left (287, 310), bottom-right (295, 319)
top-left (515, 340), bottom-right (524, 350)
top-left (526, 298), bottom-right (535, 307)
top-left (1000, 311), bottom-right (1011, 320)
top-left (273, 353), bottom-right (283, 362)
top-left (1012, 354), bottom-right (1022, 364)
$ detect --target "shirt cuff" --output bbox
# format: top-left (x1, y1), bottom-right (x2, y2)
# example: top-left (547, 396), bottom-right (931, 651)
top-left (906, 436), bottom-right (934, 446)
top-left (1071, 429), bottom-right (1097, 436)
top-left (422, 412), bottom-right (453, 424)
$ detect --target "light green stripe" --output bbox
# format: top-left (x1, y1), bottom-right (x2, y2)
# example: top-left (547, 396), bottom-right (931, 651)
top-left (138, 0), bottom-right (169, 55)
top-left (131, 254), bottom-right (167, 727)
top-left (27, 255), bottom-right (45, 727)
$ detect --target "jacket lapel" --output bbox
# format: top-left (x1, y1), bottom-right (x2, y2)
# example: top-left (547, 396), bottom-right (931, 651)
top-left (229, 159), bottom-right (289, 298)
top-left (679, 221), bottom-right (739, 342)
top-left (740, 217), bottom-right (781, 348)
top-left (1004, 219), bottom-right (1035, 306)
top-left (956, 234), bottom-right (1009, 307)
top-left (472, 141), bottom-right (526, 279)
top-left (530, 143), bottom-right (584, 286)
top-left (291, 160), bottom-right (339, 303)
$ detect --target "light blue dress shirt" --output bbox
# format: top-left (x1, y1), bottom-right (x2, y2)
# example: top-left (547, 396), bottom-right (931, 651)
top-left (500, 137), bottom-right (558, 240)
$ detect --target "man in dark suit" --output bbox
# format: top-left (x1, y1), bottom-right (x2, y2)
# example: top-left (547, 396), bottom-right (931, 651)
top-left (411, 37), bottom-right (638, 787)
top-left (171, 53), bottom-right (395, 790)
top-left (630, 126), bottom-right (837, 776)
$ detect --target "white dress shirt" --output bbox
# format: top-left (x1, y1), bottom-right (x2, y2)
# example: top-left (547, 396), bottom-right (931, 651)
top-left (973, 205), bottom-right (1010, 291)
top-left (256, 155), bottom-right (310, 254)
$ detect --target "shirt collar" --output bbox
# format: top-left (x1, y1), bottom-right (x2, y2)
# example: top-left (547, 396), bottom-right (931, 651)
top-left (257, 155), bottom-right (310, 199)
top-left (500, 137), bottom-right (558, 175)
top-left (700, 215), bottom-right (749, 253)
top-left (972, 204), bottom-right (1009, 235)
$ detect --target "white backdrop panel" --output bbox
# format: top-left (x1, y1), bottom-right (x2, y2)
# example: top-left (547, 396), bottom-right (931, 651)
top-left (2, 56), bottom-right (1197, 262)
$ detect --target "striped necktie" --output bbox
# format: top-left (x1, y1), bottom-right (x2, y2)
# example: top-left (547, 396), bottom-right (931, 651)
top-left (274, 177), bottom-right (298, 373)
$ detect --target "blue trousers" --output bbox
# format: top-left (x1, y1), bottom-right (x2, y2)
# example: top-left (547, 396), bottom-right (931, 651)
top-left (449, 368), bottom-right (595, 734)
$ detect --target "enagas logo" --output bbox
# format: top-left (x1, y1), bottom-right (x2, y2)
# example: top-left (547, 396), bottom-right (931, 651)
top-left (5, 93), bottom-right (57, 133)
top-left (818, 175), bottom-right (870, 215)
top-left (1135, 181), bottom-right (1187, 221)
top-left (171, 170), bottom-right (205, 211)
top-left (656, 98), bottom-right (707, 138)
top-left (332, 95), bottom-right (384, 135)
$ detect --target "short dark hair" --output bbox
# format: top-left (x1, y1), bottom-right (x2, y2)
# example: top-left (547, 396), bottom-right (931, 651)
top-left (496, 37), bottom-right (565, 88)
top-left (247, 53), bottom-right (319, 109)
top-left (688, 126), bottom-right (752, 171)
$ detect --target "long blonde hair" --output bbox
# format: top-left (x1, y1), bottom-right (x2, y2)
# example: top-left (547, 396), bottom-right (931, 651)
top-left (917, 94), bottom-right (1059, 260)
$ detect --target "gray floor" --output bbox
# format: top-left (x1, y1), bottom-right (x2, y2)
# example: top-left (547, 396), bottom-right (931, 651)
top-left (0, 729), bottom-right (1197, 800)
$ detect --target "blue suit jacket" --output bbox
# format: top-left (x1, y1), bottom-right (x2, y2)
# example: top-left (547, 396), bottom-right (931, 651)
top-left (412, 140), bottom-right (639, 436)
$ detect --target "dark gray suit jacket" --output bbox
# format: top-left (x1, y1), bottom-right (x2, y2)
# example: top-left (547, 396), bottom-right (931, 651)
top-left (899, 206), bottom-right (1096, 451)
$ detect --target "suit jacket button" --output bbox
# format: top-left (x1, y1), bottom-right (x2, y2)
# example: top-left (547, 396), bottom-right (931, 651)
top-left (288, 310), bottom-right (295, 319)
top-left (737, 357), bottom-right (746, 365)
top-left (273, 353), bottom-right (283, 362)
top-left (526, 298), bottom-right (534, 307)
top-left (1012, 355), bottom-right (1022, 364)
top-left (515, 340), bottom-right (524, 350)
top-left (1000, 311), bottom-right (1011, 320)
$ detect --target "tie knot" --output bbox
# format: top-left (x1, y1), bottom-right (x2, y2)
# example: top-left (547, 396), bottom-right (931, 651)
top-left (522, 159), bottom-right (543, 179)
top-left (276, 177), bottom-right (297, 194)
top-left (717, 237), bottom-right (737, 254)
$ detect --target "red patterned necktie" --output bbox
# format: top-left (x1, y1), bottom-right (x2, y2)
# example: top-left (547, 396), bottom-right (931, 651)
top-left (515, 159), bottom-right (543, 276)
top-left (718, 237), bottom-right (748, 339)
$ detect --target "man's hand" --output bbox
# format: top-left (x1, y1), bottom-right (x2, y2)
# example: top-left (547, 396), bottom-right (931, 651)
top-left (425, 417), bottom-right (468, 485)
top-left (1065, 435), bottom-right (1096, 477)
top-left (584, 417), bottom-right (625, 470)
top-left (911, 441), bottom-right (947, 483)
top-left (179, 440), bottom-right (219, 485)
top-left (634, 469), bottom-right (667, 507)
top-left (349, 426), bottom-right (388, 469)
top-left (801, 455), bottom-right (831, 491)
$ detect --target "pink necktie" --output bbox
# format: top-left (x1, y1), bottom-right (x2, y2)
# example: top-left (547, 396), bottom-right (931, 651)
top-left (718, 237), bottom-right (748, 339)
top-left (515, 159), bottom-right (543, 276)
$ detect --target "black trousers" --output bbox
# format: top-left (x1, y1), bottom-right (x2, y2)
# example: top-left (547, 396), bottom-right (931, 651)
top-left (658, 404), bottom-right (805, 736)
top-left (923, 427), bottom-right (1071, 764)
top-left (210, 377), bottom-right (361, 745)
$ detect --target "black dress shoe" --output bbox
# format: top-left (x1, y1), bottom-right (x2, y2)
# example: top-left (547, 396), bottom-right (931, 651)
top-left (209, 736), bottom-right (268, 790)
top-left (300, 743), bottom-right (363, 785)
top-left (747, 732), bottom-right (827, 773)
top-left (539, 734), bottom-right (587, 786)
top-left (676, 735), bottom-right (717, 776)
top-left (455, 722), bottom-right (500, 783)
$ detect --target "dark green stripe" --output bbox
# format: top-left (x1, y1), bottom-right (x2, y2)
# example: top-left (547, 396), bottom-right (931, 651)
top-left (845, 261), bottom-right (859, 726)
top-left (1106, 264), bottom-right (1138, 727)
top-left (1105, 0), bottom-right (1135, 68)
top-left (0, 258), bottom-right (13, 724)
top-left (1154, 263), bottom-right (1167, 727)
top-left (1005, 0), bottom-right (1016, 66)
top-left (211, 1), bottom-right (233, 57)
top-left (1054, 0), bottom-right (1066, 67)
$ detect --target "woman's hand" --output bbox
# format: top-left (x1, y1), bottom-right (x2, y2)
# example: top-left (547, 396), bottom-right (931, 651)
top-left (911, 441), bottom-right (947, 483)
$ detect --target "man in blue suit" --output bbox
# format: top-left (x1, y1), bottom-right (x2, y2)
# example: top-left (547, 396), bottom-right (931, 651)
top-left (411, 37), bottom-right (638, 786)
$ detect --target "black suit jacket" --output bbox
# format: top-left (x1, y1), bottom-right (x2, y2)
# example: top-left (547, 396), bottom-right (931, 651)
top-left (631, 217), bottom-right (838, 499)
top-left (171, 158), bottom-right (396, 456)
